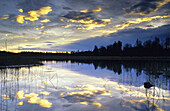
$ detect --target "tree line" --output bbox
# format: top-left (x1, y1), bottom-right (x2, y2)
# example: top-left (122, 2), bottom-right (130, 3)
top-left (71, 37), bottom-right (170, 56)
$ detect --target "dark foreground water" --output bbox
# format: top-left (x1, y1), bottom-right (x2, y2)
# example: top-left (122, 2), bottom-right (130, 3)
top-left (0, 60), bottom-right (170, 111)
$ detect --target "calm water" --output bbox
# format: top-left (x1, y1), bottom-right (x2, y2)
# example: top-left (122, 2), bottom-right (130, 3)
top-left (0, 60), bottom-right (170, 111)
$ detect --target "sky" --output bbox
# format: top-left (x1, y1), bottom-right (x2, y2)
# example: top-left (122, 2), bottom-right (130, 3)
top-left (0, 0), bottom-right (170, 52)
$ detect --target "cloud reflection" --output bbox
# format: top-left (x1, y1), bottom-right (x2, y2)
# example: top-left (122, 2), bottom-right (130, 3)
top-left (16, 90), bottom-right (52, 108)
top-left (60, 84), bottom-right (111, 108)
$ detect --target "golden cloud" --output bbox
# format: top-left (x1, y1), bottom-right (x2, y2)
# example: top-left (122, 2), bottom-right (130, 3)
top-left (16, 6), bottom-right (52, 23)
top-left (41, 31), bottom-right (50, 34)
top-left (18, 9), bottom-right (23, 13)
top-left (80, 9), bottom-right (89, 13)
top-left (92, 7), bottom-right (102, 13)
top-left (151, 0), bottom-right (170, 13)
top-left (0, 14), bottom-right (9, 20)
top-left (16, 15), bottom-right (25, 23)
top-left (64, 24), bottom-right (72, 28)
top-left (97, 15), bottom-right (170, 34)
top-left (80, 7), bottom-right (102, 13)
top-left (40, 19), bottom-right (51, 23)
top-left (61, 7), bottom-right (110, 30)
top-left (66, 18), bottom-right (111, 30)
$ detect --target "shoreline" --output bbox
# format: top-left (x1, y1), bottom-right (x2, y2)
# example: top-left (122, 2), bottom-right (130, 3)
top-left (1, 55), bottom-right (169, 61)
top-left (1, 55), bottom-right (170, 60)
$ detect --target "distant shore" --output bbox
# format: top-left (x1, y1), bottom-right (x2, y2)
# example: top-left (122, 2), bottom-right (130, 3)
top-left (1, 55), bottom-right (169, 61)
top-left (1, 55), bottom-right (170, 60)
top-left (34, 56), bottom-right (170, 61)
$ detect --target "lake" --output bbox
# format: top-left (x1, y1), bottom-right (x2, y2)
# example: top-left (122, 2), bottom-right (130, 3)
top-left (0, 60), bottom-right (170, 111)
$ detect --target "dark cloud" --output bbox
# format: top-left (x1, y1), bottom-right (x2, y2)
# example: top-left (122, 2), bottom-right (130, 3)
top-left (17, 0), bottom-right (50, 12)
top-left (25, 45), bottom-right (33, 47)
top-left (0, 30), bottom-right (18, 35)
top-left (125, 0), bottom-right (169, 15)
top-left (18, 47), bottom-right (47, 51)
top-left (63, 7), bottom-right (72, 10)
top-left (65, 0), bottom-right (99, 8)
top-left (64, 0), bottom-right (129, 17)
top-left (62, 10), bottom-right (108, 26)
top-left (0, 4), bottom-right (6, 6)
top-left (146, 25), bottom-right (154, 27)
top-left (63, 11), bottom-right (93, 20)
top-left (44, 42), bottom-right (55, 43)
top-left (126, 2), bottom-right (157, 14)
top-left (47, 44), bottom-right (52, 46)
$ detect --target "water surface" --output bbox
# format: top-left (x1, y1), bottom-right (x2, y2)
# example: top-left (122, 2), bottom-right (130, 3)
top-left (0, 60), bottom-right (170, 111)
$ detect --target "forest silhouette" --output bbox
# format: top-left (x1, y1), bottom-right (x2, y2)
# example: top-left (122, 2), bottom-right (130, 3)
top-left (71, 37), bottom-right (170, 56)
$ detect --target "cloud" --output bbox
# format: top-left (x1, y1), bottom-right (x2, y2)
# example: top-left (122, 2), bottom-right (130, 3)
top-left (63, 7), bottom-right (72, 10)
top-left (41, 30), bottom-right (50, 34)
top-left (16, 15), bottom-right (25, 23)
top-left (44, 42), bottom-right (54, 44)
top-left (125, 0), bottom-right (170, 15)
top-left (61, 7), bottom-right (111, 30)
top-left (0, 4), bottom-right (6, 6)
top-left (40, 19), bottom-right (51, 23)
top-left (17, 0), bottom-right (50, 12)
top-left (0, 30), bottom-right (18, 35)
top-left (0, 14), bottom-right (9, 20)
top-left (60, 84), bottom-right (111, 108)
top-left (97, 15), bottom-right (170, 35)
top-left (18, 9), bottom-right (23, 13)
top-left (25, 45), bottom-right (34, 47)
top-left (16, 6), bottom-right (52, 23)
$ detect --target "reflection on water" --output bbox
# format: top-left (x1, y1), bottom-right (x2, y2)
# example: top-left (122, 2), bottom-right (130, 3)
top-left (0, 60), bottom-right (170, 111)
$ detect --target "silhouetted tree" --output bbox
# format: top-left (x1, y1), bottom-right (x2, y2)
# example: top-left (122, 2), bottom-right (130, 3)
top-left (99, 46), bottom-right (107, 56)
top-left (143, 40), bottom-right (152, 49)
top-left (165, 37), bottom-right (170, 49)
top-left (135, 39), bottom-right (142, 48)
top-left (117, 41), bottom-right (122, 56)
top-left (93, 45), bottom-right (99, 55)
top-left (123, 44), bottom-right (133, 56)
